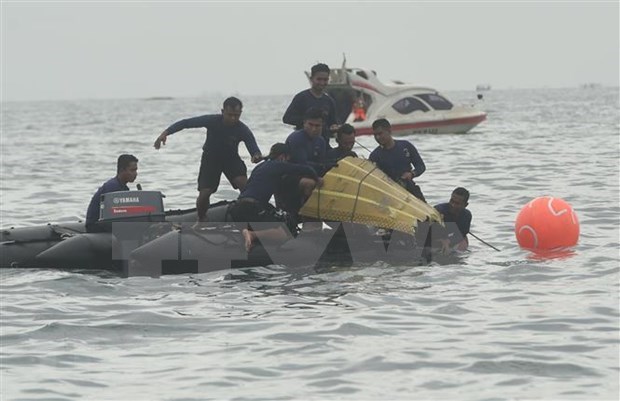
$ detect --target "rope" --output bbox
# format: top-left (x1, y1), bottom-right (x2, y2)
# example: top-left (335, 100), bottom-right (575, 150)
top-left (355, 140), bottom-right (373, 156)
top-left (350, 164), bottom-right (379, 223)
top-left (469, 231), bottom-right (501, 252)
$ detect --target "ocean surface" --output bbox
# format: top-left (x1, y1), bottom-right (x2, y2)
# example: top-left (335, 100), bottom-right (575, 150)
top-left (1, 87), bottom-right (619, 400)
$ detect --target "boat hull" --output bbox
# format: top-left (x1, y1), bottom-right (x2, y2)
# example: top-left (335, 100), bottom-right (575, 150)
top-left (0, 201), bottom-right (232, 271)
top-left (127, 224), bottom-right (428, 277)
top-left (2, 216), bottom-right (433, 276)
top-left (353, 113), bottom-right (487, 136)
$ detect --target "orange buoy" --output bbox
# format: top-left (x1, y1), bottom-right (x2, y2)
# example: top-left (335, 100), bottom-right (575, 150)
top-left (515, 196), bottom-right (579, 250)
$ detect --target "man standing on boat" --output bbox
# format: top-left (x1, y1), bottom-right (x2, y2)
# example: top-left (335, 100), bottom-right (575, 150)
top-left (85, 154), bottom-right (139, 232)
top-left (283, 63), bottom-right (340, 148)
top-left (434, 187), bottom-right (472, 251)
top-left (369, 118), bottom-right (427, 202)
top-left (153, 97), bottom-right (262, 222)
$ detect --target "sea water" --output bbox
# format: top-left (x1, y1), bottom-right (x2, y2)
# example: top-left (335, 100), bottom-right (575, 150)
top-left (1, 88), bottom-right (619, 400)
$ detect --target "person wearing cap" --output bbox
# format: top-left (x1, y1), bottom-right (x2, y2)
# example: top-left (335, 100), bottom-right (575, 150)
top-left (327, 123), bottom-right (358, 162)
top-left (369, 118), bottom-right (427, 202)
top-left (85, 154), bottom-right (139, 232)
top-left (154, 96), bottom-right (262, 222)
top-left (283, 62), bottom-right (340, 148)
top-left (229, 143), bottom-right (322, 251)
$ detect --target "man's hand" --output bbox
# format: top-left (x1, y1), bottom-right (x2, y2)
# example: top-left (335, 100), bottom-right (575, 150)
top-left (251, 153), bottom-right (263, 163)
top-left (316, 177), bottom-right (324, 188)
top-left (400, 171), bottom-right (414, 181)
top-left (439, 238), bottom-right (451, 255)
top-left (154, 132), bottom-right (168, 150)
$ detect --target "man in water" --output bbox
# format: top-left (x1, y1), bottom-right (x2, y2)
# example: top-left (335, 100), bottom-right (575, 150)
top-left (229, 143), bottom-right (321, 251)
top-left (369, 118), bottom-right (427, 202)
top-left (283, 63), bottom-right (340, 148)
top-left (327, 123), bottom-right (358, 162)
top-left (85, 154), bottom-right (139, 232)
top-left (154, 97), bottom-right (262, 222)
top-left (434, 187), bottom-right (472, 251)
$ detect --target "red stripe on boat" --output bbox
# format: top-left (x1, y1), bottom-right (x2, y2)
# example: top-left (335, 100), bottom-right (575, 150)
top-left (355, 114), bottom-right (487, 136)
top-left (111, 205), bottom-right (158, 215)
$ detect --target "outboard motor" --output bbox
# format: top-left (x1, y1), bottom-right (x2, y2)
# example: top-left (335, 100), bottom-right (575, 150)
top-left (35, 191), bottom-right (166, 271)
top-left (99, 190), bottom-right (165, 223)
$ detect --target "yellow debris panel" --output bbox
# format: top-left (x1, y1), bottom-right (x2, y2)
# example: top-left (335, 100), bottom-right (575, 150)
top-left (299, 157), bottom-right (442, 235)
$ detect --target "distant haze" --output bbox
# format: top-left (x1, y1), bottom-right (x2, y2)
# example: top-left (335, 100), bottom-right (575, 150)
top-left (1, 1), bottom-right (618, 101)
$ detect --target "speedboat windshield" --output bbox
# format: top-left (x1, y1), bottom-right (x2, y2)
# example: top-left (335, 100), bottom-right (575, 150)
top-left (392, 97), bottom-right (430, 114)
top-left (417, 93), bottom-right (453, 110)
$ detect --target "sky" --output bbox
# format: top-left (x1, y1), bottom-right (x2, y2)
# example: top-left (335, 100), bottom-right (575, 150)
top-left (1, 1), bottom-right (619, 101)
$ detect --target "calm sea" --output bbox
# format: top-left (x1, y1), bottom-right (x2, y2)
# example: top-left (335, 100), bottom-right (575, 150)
top-left (1, 88), bottom-right (619, 400)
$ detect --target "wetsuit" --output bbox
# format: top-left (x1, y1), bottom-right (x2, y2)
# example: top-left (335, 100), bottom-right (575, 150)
top-left (434, 203), bottom-right (472, 247)
top-left (285, 129), bottom-right (328, 175)
top-left (85, 177), bottom-right (129, 232)
top-left (369, 140), bottom-right (426, 201)
top-left (229, 159), bottom-right (317, 231)
top-left (163, 114), bottom-right (261, 191)
top-left (282, 89), bottom-right (338, 148)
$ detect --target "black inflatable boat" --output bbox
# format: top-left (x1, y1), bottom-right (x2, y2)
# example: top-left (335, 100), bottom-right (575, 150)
top-left (1, 184), bottom-right (442, 276)
top-left (0, 190), bottom-right (233, 271)
top-left (127, 223), bottom-right (430, 277)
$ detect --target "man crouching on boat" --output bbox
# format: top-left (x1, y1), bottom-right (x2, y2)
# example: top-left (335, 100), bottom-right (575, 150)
top-left (228, 143), bottom-right (322, 252)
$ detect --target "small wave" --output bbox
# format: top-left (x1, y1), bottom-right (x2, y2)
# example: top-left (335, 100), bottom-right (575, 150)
top-left (463, 360), bottom-right (600, 378)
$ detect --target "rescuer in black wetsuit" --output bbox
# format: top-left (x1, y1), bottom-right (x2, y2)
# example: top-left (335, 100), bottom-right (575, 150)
top-left (327, 123), bottom-right (358, 162)
top-left (85, 154), bottom-right (138, 232)
top-left (283, 63), bottom-right (340, 149)
top-left (228, 143), bottom-right (321, 251)
top-left (154, 96), bottom-right (262, 222)
top-left (369, 118), bottom-right (426, 202)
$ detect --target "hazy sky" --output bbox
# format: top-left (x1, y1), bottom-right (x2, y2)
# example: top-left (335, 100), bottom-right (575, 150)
top-left (2, 1), bottom-right (618, 101)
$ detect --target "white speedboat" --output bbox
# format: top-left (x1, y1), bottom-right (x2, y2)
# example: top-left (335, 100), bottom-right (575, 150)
top-left (313, 59), bottom-right (487, 136)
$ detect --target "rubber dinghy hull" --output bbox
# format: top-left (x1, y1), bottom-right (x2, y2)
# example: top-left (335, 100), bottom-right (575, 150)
top-left (36, 233), bottom-right (115, 269)
top-left (0, 223), bottom-right (85, 269)
top-left (127, 223), bottom-right (428, 278)
top-left (1, 201), bottom-right (232, 270)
